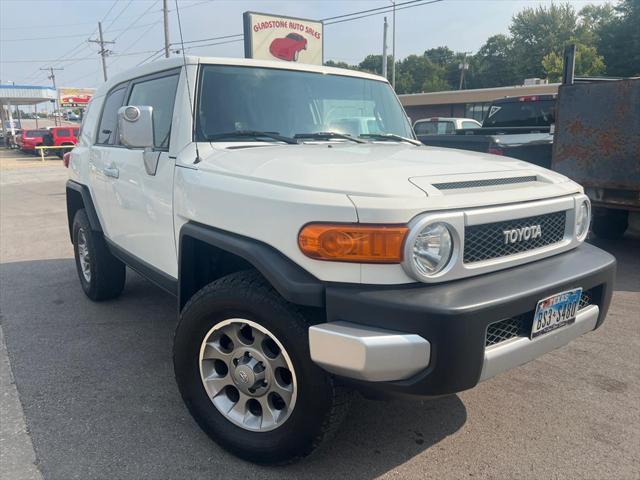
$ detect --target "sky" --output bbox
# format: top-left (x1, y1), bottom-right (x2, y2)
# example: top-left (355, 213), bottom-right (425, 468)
top-left (1, 0), bottom-right (611, 93)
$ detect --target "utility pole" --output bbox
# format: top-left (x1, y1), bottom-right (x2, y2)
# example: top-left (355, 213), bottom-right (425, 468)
top-left (89, 22), bottom-right (115, 82)
top-left (391, 0), bottom-right (396, 89)
top-left (562, 44), bottom-right (576, 85)
top-left (458, 52), bottom-right (469, 90)
top-left (40, 66), bottom-right (63, 126)
top-left (163, 0), bottom-right (170, 58)
top-left (382, 17), bottom-right (388, 79)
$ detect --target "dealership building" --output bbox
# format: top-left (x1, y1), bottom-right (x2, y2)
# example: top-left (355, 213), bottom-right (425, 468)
top-left (398, 82), bottom-right (559, 123)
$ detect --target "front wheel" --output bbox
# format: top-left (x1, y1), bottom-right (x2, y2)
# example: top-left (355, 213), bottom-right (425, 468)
top-left (173, 271), bottom-right (349, 464)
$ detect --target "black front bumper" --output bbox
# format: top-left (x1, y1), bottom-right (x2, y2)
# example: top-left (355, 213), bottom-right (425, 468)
top-left (324, 243), bottom-right (616, 397)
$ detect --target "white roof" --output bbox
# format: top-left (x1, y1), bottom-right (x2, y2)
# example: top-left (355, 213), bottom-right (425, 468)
top-left (0, 84), bottom-right (57, 106)
top-left (98, 56), bottom-right (387, 97)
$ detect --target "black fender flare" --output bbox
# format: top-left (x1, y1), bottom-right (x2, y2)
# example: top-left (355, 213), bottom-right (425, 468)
top-left (179, 222), bottom-right (325, 309)
top-left (66, 180), bottom-right (102, 240)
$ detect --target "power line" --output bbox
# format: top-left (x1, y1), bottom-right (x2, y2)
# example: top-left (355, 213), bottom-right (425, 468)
top-left (177, 33), bottom-right (244, 46)
top-left (178, 38), bottom-right (244, 52)
top-left (113, 0), bottom-right (161, 40)
top-left (100, 0), bottom-right (121, 24)
top-left (137, 48), bottom-right (166, 66)
top-left (322, 0), bottom-right (431, 22)
top-left (324, 0), bottom-right (444, 25)
top-left (105, 0), bottom-right (134, 31)
top-left (170, 0), bottom-right (444, 54)
top-left (1, 20), bottom-right (97, 30)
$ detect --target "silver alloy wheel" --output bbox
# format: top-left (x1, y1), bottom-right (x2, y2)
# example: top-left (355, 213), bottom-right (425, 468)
top-left (198, 319), bottom-right (298, 432)
top-left (77, 228), bottom-right (91, 282)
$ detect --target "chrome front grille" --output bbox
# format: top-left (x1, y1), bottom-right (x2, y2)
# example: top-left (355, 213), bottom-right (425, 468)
top-left (464, 211), bottom-right (567, 263)
top-left (485, 288), bottom-right (596, 347)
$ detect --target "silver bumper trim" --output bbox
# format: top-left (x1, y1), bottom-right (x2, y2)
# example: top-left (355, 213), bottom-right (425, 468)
top-left (480, 305), bottom-right (599, 382)
top-left (308, 321), bottom-right (430, 382)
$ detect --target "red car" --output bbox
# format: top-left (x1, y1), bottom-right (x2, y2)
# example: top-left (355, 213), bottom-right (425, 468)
top-left (17, 129), bottom-right (48, 154)
top-left (46, 126), bottom-right (79, 157)
top-left (269, 33), bottom-right (307, 62)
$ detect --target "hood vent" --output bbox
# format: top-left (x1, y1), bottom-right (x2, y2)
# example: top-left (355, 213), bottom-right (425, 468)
top-left (432, 176), bottom-right (538, 190)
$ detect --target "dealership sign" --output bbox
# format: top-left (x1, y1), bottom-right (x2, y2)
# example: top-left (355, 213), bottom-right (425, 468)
top-left (59, 87), bottom-right (95, 108)
top-left (243, 12), bottom-right (323, 65)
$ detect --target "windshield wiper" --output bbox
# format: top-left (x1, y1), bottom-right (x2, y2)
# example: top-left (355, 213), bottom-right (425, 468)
top-left (294, 132), bottom-right (365, 144)
top-left (205, 130), bottom-right (298, 144)
top-left (359, 133), bottom-right (422, 146)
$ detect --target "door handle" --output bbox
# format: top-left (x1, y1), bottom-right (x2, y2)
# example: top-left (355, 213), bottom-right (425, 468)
top-left (103, 166), bottom-right (119, 179)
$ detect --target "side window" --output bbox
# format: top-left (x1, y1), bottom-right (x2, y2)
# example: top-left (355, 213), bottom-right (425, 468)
top-left (73, 128), bottom-right (79, 136)
top-left (57, 128), bottom-right (70, 136)
top-left (127, 74), bottom-right (179, 149)
top-left (96, 87), bottom-right (126, 145)
top-left (461, 121), bottom-right (478, 129)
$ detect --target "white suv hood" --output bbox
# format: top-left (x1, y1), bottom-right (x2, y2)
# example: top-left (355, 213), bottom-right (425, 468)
top-left (196, 143), bottom-right (580, 221)
top-left (199, 143), bottom-right (555, 193)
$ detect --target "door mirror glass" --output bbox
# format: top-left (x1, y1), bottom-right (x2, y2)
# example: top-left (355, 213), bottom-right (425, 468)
top-left (118, 105), bottom-right (154, 149)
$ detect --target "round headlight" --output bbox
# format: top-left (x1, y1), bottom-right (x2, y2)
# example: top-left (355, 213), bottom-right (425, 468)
top-left (412, 222), bottom-right (453, 276)
top-left (576, 199), bottom-right (591, 240)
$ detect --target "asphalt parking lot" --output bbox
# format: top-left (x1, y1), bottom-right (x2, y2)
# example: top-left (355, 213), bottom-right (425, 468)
top-left (1, 148), bottom-right (638, 480)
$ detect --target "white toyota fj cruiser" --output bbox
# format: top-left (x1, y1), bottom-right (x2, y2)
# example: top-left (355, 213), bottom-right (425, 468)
top-left (66, 57), bottom-right (615, 464)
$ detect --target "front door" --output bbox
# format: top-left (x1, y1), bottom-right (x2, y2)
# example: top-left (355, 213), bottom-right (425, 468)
top-left (88, 85), bottom-right (128, 237)
top-left (102, 70), bottom-right (181, 278)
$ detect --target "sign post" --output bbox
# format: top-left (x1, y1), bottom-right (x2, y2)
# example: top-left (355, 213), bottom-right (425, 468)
top-left (243, 12), bottom-right (323, 65)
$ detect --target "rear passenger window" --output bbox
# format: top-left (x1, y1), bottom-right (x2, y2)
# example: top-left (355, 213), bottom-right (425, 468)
top-left (127, 74), bottom-right (179, 149)
top-left (96, 87), bottom-right (126, 145)
top-left (57, 129), bottom-right (70, 136)
top-left (73, 128), bottom-right (79, 136)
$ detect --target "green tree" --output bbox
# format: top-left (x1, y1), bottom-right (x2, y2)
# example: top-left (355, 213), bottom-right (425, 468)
top-left (510, 4), bottom-right (579, 79)
top-left (394, 55), bottom-right (449, 94)
top-left (423, 46), bottom-right (456, 66)
top-left (542, 42), bottom-right (606, 81)
top-left (324, 60), bottom-right (354, 70)
top-left (467, 34), bottom-right (519, 88)
top-left (595, 0), bottom-right (640, 76)
top-left (358, 54), bottom-right (384, 75)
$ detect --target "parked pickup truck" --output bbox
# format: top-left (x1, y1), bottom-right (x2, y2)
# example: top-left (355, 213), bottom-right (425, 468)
top-left (552, 78), bottom-right (640, 239)
top-left (66, 57), bottom-right (615, 465)
top-left (413, 117), bottom-right (481, 135)
top-left (417, 94), bottom-right (556, 167)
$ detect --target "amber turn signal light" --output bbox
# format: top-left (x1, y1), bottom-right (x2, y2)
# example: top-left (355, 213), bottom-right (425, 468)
top-left (298, 223), bottom-right (408, 263)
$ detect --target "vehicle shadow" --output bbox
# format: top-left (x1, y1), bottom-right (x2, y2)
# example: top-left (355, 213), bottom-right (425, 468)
top-left (588, 235), bottom-right (639, 293)
top-left (0, 258), bottom-right (466, 480)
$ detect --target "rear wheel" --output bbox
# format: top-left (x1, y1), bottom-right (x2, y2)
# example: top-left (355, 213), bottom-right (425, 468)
top-left (35, 144), bottom-right (49, 157)
top-left (174, 271), bottom-right (349, 464)
top-left (72, 209), bottom-right (126, 300)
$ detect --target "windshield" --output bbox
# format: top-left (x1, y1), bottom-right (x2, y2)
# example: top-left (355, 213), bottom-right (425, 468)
top-left (196, 65), bottom-right (413, 142)
top-left (483, 99), bottom-right (555, 127)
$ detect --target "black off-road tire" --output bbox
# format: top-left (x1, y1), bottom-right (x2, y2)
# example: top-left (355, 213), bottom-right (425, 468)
top-left (173, 270), bottom-right (350, 465)
top-left (72, 209), bottom-right (126, 301)
top-left (592, 209), bottom-right (628, 240)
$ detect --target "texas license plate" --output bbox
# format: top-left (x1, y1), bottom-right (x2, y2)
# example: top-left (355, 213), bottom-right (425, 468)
top-left (531, 288), bottom-right (583, 339)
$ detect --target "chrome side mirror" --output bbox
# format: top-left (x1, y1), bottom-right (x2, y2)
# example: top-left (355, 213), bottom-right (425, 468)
top-left (118, 106), bottom-right (154, 149)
